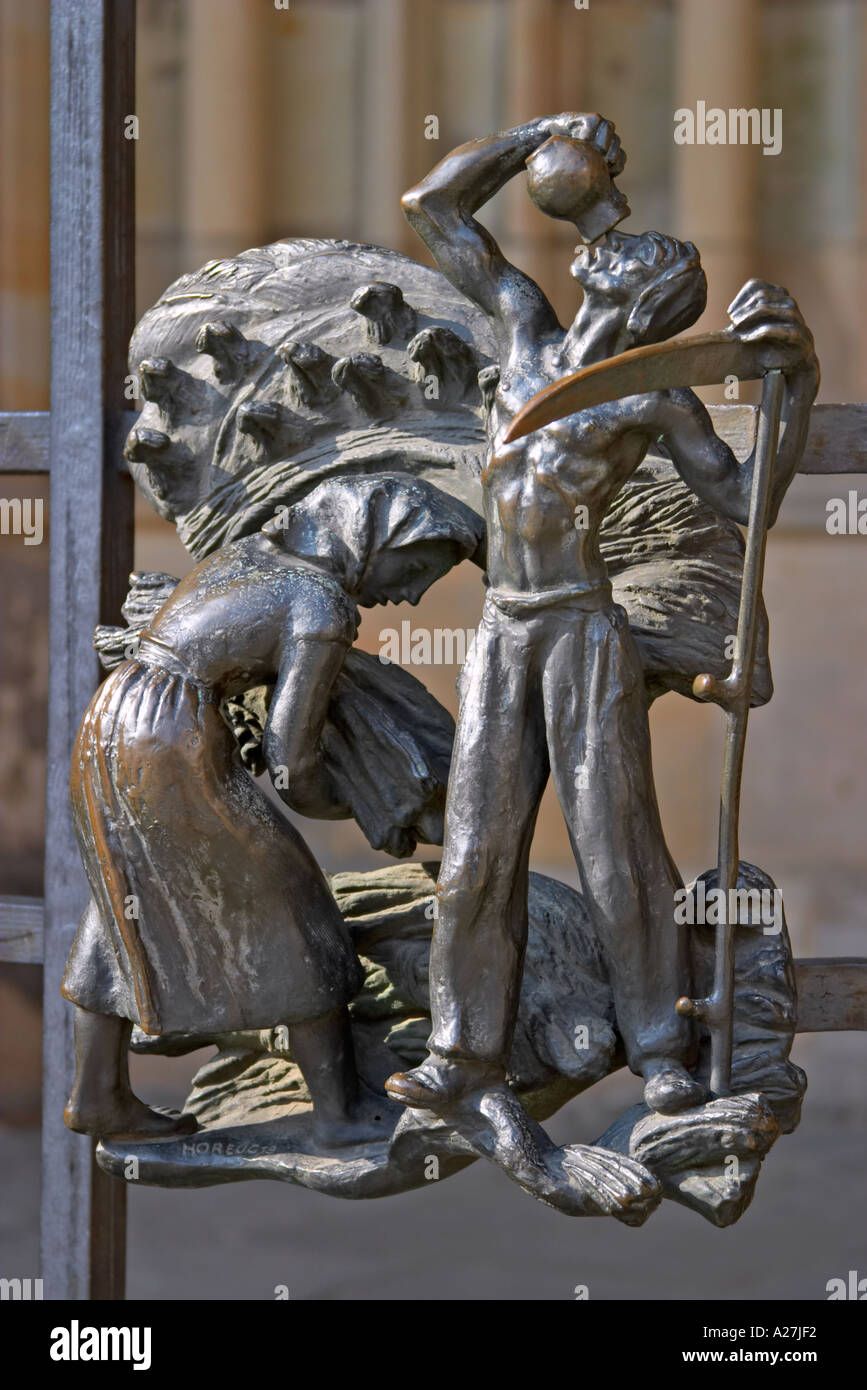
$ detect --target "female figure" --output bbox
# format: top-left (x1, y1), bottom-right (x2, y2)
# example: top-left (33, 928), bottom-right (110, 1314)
top-left (62, 474), bottom-right (482, 1145)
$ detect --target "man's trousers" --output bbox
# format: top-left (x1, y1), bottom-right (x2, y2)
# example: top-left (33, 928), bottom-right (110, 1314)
top-left (427, 584), bottom-right (694, 1075)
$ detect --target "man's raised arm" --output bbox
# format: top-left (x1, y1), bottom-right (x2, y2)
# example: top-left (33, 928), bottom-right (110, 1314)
top-left (402, 114), bottom-right (623, 340)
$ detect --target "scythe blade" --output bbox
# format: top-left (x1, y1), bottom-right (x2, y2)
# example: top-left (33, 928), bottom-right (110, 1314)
top-left (502, 328), bottom-right (775, 444)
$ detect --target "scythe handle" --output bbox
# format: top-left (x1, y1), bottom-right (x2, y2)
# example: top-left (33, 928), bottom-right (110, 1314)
top-left (678, 369), bottom-right (785, 1096)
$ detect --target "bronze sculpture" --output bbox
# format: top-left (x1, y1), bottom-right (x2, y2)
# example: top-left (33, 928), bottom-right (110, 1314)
top-left (65, 112), bottom-right (822, 1226)
top-left (382, 115), bottom-right (817, 1131)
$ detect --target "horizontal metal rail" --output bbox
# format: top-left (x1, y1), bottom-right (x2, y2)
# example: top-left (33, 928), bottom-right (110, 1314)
top-left (1, 403), bottom-right (866, 475)
top-left (0, 896), bottom-right (44, 964)
top-left (794, 957), bottom-right (867, 1033)
top-left (1, 892), bottom-right (863, 1032)
top-left (0, 410), bottom-right (135, 473)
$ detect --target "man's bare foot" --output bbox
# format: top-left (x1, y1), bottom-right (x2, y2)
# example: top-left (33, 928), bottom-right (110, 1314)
top-left (642, 1058), bottom-right (707, 1115)
top-left (385, 1055), bottom-right (504, 1112)
top-left (392, 1080), bottom-right (661, 1224)
top-left (64, 1095), bottom-right (198, 1142)
top-left (312, 1085), bottom-right (400, 1150)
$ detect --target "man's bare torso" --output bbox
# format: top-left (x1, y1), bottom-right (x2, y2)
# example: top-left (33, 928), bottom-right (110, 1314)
top-left (483, 342), bottom-right (654, 594)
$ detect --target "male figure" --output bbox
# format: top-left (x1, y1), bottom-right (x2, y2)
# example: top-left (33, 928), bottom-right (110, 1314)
top-left (385, 114), bottom-right (818, 1115)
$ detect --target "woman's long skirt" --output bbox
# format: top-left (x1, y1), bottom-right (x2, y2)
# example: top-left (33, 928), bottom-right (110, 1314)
top-left (62, 658), bottom-right (362, 1035)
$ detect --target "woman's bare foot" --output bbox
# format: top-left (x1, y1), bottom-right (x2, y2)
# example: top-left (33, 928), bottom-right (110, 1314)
top-left (64, 1095), bottom-right (198, 1142)
top-left (65, 1008), bottom-right (198, 1140)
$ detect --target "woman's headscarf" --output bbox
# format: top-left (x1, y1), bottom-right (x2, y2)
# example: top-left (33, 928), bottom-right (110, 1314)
top-left (261, 472), bottom-right (485, 597)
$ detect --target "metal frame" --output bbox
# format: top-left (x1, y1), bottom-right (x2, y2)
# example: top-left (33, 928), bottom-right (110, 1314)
top-left (0, 0), bottom-right (864, 1299)
top-left (41, 0), bottom-right (135, 1301)
top-left (0, 0), bottom-right (135, 1301)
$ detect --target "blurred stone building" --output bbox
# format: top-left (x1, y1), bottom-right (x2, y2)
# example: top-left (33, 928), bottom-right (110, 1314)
top-left (1, 0), bottom-right (865, 1177)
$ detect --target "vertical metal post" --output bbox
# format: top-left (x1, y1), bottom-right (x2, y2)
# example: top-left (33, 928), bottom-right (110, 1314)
top-left (42, 0), bottom-right (135, 1300)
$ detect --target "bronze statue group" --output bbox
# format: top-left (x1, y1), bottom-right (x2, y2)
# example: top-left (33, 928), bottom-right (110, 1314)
top-left (61, 113), bottom-right (817, 1215)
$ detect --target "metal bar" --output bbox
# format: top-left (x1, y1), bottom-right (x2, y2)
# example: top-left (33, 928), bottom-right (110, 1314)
top-left (707, 402), bottom-right (867, 476)
top-left (794, 959), bottom-right (867, 1033)
top-left (42, 0), bottom-right (135, 1302)
top-left (2, 404), bottom-right (867, 479)
top-left (0, 896), bottom-right (45, 964)
top-left (2, 895), bottom-right (865, 1035)
top-left (0, 410), bottom-right (136, 472)
top-left (0, 413), bottom-right (51, 472)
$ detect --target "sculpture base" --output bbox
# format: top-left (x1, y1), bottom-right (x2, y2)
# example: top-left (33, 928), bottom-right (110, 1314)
top-left (97, 1087), bottom-right (778, 1229)
top-left (98, 861), bottom-right (804, 1226)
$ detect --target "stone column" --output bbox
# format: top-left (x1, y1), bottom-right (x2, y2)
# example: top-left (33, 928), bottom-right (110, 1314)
top-left (673, 0), bottom-right (759, 401)
top-left (0, 0), bottom-right (50, 409)
top-left (183, 0), bottom-right (268, 268)
top-left (136, 0), bottom-right (186, 311)
top-left (357, 0), bottom-right (440, 256)
top-left (502, 0), bottom-right (589, 323)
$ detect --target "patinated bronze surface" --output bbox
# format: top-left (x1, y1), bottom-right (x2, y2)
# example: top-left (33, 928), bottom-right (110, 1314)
top-left (65, 112), bottom-right (826, 1226)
